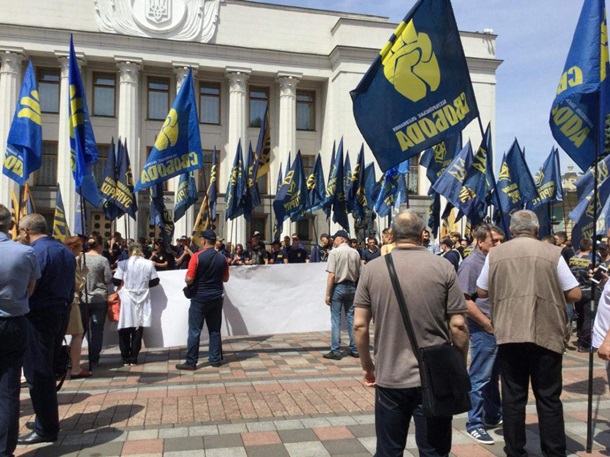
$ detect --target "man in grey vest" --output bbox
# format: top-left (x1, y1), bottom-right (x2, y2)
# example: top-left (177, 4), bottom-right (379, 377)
top-left (477, 210), bottom-right (581, 457)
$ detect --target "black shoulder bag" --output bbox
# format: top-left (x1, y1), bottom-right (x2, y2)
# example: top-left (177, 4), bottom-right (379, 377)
top-left (385, 253), bottom-right (471, 418)
top-left (183, 250), bottom-right (217, 298)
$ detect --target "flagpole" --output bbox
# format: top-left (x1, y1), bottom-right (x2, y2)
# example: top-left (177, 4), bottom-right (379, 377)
top-left (79, 194), bottom-right (93, 372)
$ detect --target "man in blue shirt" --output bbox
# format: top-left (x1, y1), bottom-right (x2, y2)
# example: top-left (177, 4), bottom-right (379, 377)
top-left (17, 213), bottom-right (76, 445)
top-left (0, 205), bottom-right (40, 457)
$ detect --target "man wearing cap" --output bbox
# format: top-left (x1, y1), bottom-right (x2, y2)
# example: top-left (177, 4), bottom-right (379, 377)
top-left (270, 240), bottom-right (288, 265)
top-left (175, 236), bottom-right (195, 270)
top-left (324, 230), bottom-right (361, 360)
top-left (176, 230), bottom-right (230, 370)
top-left (288, 234), bottom-right (309, 263)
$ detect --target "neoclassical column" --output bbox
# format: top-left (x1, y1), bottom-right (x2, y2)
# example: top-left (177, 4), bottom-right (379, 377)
top-left (116, 57), bottom-right (141, 240)
top-left (55, 53), bottom-right (76, 231)
top-left (225, 68), bottom-right (251, 247)
top-left (0, 50), bottom-right (23, 211)
top-left (276, 72), bottom-right (301, 237)
top-left (172, 63), bottom-right (198, 238)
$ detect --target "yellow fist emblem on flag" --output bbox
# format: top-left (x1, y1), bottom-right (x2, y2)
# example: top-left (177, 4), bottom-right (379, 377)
top-left (382, 21), bottom-right (441, 102)
top-left (154, 109), bottom-right (179, 151)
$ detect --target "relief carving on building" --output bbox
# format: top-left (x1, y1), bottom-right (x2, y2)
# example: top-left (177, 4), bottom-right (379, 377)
top-left (94, 0), bottom-right (223, 42)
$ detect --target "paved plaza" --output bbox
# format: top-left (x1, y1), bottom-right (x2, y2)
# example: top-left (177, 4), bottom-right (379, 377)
top-left (13, 331), bottom-right (610, 456)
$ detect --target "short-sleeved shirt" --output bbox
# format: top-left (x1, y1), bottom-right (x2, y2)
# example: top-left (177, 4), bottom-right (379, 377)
top-left (457, 248), bottom-right (491, 317)
top-left (361, 247), bottom-right (381, 264)
top-left (287, 247), bottom-right (309, 263)
top-left (271, 249), bottom-right (288, 264)
top-left (186, 248), bottom-right (229, 301)
top-left (354, 246), bottom-right (466, 389)
top-left (250, 247), bottom-right (269, 265)
top-left (327, 242), bottom-right (361, 283)
top-left (30, 235), bottom-right (76, 312)
top-left (0, 232), bottom-right (41, 317)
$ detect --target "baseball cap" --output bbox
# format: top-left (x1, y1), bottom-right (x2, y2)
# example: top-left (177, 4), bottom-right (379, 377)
top-left (179, 235), bottom-right (188, 241)
top-left (333, 230), bottom-right (350, 240)
top-left (200, 230), bottom-right (217, 242)
top-left (252, 231), bottom-right (261, 237)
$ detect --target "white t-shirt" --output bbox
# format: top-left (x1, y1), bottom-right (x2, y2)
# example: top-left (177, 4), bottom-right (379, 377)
top-left (593, 281), bottom-right (610, 348)
top-left (477, 254), bottom-right (579, 292)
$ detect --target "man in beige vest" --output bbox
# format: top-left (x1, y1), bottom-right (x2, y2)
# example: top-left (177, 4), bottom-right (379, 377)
top-left (477, 210), bottom-right (581, 457)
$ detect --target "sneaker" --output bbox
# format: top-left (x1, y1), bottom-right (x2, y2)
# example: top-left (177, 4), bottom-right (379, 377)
top-left (348, 351), bottom-right (360, 358)
top-left (175, 362), bottom-right (196, 371)
top-left (577, 345), bottom-right (590, 353)
top-left (323, 351), bottom-right (343, 360)
top-left (468, 427), bottom-right (494, 445)
top-left (484, 419), bottom-right (503, 429)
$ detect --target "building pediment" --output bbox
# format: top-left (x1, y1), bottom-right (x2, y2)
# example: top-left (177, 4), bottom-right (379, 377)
top-left (94, 0), bottom-right (223, 42)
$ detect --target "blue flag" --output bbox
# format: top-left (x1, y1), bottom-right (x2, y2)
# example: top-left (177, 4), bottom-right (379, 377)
top-left (150, 183), bottom-right (174, 245)
top-left (495, 139), bottom-right (538, 215)
top-left (550, 0), bottom-right (610, 171)
top-left (3, 61), bottom-right (42, 185)
top-left (427, 193), bottom-right (441, 235)
top-left (350, 0), bottom-right (479, 172)
top-left (225, 140), bottom-right (246, 221)
top-left (348, 145), bottom-right (368, 221)
top-left (420, 132), bottom-right (462, 189)
top-left (431, 141), bottom-right (474, 209)
top-left (574, 154), bottom-right (610, 200)
top-left (306, 153), bottom-right (326, 212)
top-left (570, 174), bottom-right (610, 245)
top-left (321, 141), bottom-right (337, 218)
top-left (274, 151), bottom-right (308, 225)
top-left (52, 184), bottom-right (70, 243)
top-left (331, 142), bottom-right (349, 231)
top-left (256, 107), bottom-right (271, 179)
top-left (135, 69), bottom-right (203, 191)
top-left (530, 147), bottom-right (563, 208)
top-left (208, 148), bottom-right (218, 221)
top-left (115, 139), bottom-right (138, 220)
top-left (74, 198), bottom-right (86, 236)
top-left (101, 140), bottom-right (123, 221)
top-left (174, 172), bottom-right (198, 222)
top-left (375, 170), bottom-right (408, 218)
top-left (363, 162), bottom-right (377, 211)
top-left (68, 36), bottom-right (100, 207)
top-left (458, 125), bottom-right (494, 223)
top-left (344, 152), bottom-right (353, 213)
top-left (244, 142), bottom-right (261, 221)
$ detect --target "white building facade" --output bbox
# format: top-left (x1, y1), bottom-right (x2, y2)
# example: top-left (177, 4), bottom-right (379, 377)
top-left (0, 0), bottom-right (501, 245)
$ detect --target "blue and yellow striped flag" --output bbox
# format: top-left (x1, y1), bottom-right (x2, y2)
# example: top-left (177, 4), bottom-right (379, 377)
top-left (53, 184), bottom-right (71, 242)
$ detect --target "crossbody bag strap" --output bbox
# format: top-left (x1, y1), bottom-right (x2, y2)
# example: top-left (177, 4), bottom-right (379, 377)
top-left (385, 253), bottom-right (421, 363)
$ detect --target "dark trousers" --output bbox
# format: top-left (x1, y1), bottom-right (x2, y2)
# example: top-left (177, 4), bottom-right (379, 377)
top-left (0, 317), bottom-right (26, 457)
top-left (374, 385), bottom-right (452, 457)
top-left (23, 307), bottom-right (64, 439)
top-left (186, 298), bottom-right (223, 366)
top-left (118, 327), bottom-right (144, 364)
top-left (575, 298), bottom-right (592, 348)
top-left (498, 343), bottom-right (565, 457)
top-left (82, 301), bottom-right (107, 364)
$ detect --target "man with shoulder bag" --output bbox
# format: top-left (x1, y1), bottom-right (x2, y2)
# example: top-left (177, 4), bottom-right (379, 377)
top-left (354, 210), bottom-right (469, 457)
top-left (176, 230), bottom-right (230, 370)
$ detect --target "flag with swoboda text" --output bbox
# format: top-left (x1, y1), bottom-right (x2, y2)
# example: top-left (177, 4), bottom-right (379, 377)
top-left (256, 107), bottom-right (271, 179)
top-left (135, 69), bottom-right (203, 192)
top-left (274, 151), bottom-right (308, 225)
top-left (150, 182), bottom-right (174, 245)
top-left (244, 142), bottom-right (261, 221)
top-left (431, 141), bottom-right (474, 210)
top-left (101, 139), bottom-right (124, 221)
top-left (173, 172), bottom-right (198, 223)
top-left (68, 36), bottom-right (100, 207)
top-left (225, 140), bottom-right (246, 221)
top-left (530, 147), bottom-right (563, 208)
top-left (550, 0), bottom-right (610, 171)
top-left (3, 61), bottom-right (42, 185)
top-left (350, 0), bottom-right (478, 172)
top-left (570, 174), bottom-right (610, 246)
top-left (574, 153), bottom-right (610, 200)
top-left (52, 184), bottom-right (71, 242)
top-left (115, 139), bottom-right (138, 220)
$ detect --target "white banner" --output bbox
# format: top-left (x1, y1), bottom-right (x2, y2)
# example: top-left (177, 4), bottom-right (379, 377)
top-left (102, 263), bottom-right (330, 348)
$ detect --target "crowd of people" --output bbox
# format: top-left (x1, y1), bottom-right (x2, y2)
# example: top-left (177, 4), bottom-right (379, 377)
top-left (4, 202), bottom-right (610, 457)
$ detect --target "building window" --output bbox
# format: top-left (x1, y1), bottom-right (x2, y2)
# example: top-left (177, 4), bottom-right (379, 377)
top-left (200, 82), bottom-right (220, 125)
top-left (38, 68), bottom-right (60, 114)
top-left (35, 141), bottom-right (58, 186)
top-left (296, 90), bottom-right (315, 131)
top-left (93, 144), bottom-right (110, 188)
top-left (247, 215), bottom-right (268, 241)
top-left (92, 72), bottom-right (116, 117)
top-left (407, 154), bottom-right (420, 194)
top-left (249, 87), bottom-right (268, 127)
top-left (148, 77), bottom-right (170, 120)
top-left (301, 154), bottom-right (316, 175)
top-left (199, 149), bottom-right (221, 192)
top-left (296, 217), bottom-right (314, 242)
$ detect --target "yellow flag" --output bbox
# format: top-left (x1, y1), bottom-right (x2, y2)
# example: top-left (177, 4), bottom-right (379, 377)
top-left (10, 187), bottom-right (19, 240)
top-left (19, 183), bottom-right (36, 219)
top-left (441, 207), bottom-right (459, 239)
top-left (191, 194), bottom-right (211, 248)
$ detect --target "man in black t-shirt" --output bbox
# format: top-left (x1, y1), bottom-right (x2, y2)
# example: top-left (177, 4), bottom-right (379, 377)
top-left (288, 235), bottom-right (309, 263)
top-left (361, 237), bottom-right (380, 265)
top-left (569, 238), bottom-right (594, 351)
top-left (270, 240), bottom-right (288, 264)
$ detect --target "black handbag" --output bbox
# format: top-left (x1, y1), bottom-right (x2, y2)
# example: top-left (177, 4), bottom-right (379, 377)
top-left (385, 253), bottom-right (471, 418)
top-left (183, 250), bottom-right (218, 299)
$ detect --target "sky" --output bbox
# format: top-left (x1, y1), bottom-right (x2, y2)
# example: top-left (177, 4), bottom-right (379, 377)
top-left (250, 0), bottom-right (585, 175)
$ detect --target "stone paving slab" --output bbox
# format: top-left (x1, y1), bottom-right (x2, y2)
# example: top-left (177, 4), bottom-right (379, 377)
top-left (12, 331), bottom-right (610, 456)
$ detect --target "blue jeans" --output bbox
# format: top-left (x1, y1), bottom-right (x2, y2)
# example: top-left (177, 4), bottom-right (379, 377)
top-left (186, 298), bottom-right (223, 365)
top-left (466, 321), bottom-right (502, 431)
top-left (330, 282), bottom-right (356, 353)
top-left (0, 317), bottom-right (26, 457)
top-left (82, 301), bottom-right (106, 363)
top-left (375, 385), bottom-right (452, 457)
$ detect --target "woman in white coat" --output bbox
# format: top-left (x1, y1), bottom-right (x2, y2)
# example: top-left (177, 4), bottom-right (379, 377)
top-left (112, 242), bottom-right (159, 365)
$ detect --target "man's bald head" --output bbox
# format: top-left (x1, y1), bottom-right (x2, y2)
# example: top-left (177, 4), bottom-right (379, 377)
top-left (392, 210), bottom-right (426, 244)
